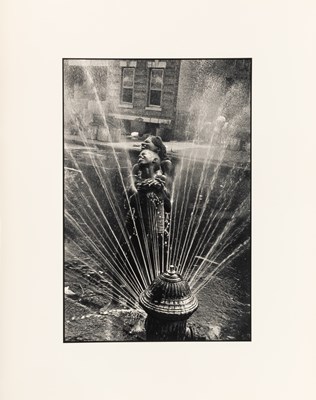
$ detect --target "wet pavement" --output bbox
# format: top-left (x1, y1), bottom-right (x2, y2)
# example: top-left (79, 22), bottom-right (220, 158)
top-left (64, 264), bottom-right (251, 342)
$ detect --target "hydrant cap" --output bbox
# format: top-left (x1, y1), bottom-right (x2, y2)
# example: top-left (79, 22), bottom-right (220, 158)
top-left (139, 267), bottom-right (198, 320)
top-left (168, 265), bottom-right (176, 274)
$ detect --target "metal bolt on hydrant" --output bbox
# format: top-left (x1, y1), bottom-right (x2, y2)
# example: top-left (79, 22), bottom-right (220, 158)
top-left (139, 265), bottom-right (198, 341)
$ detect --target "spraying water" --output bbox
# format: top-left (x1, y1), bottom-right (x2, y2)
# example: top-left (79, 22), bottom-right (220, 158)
top-left (64, 59), bottom-right (251, 338)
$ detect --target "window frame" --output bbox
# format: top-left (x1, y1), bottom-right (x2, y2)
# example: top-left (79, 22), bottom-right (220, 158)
top-left (148, 68), bottom-right (164, 107)
top-left (121, 67), bottom-right (135, 105)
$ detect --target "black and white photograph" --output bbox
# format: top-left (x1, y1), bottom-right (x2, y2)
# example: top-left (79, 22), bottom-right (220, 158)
top-left (3, 0), bottom-right (316, 398)
top-left (64, 58), bottom-right (251, 341)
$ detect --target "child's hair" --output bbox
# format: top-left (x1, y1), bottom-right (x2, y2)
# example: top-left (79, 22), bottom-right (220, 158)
top-left (148, 135), bottom-right (168, 160)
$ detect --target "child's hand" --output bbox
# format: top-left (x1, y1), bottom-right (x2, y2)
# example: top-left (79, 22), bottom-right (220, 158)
top-left (137, 179), bottom-right (163, 192)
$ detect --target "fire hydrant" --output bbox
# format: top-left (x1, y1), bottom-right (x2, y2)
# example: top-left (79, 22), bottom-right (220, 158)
top-left (139, 265), bottom-right (198, 341)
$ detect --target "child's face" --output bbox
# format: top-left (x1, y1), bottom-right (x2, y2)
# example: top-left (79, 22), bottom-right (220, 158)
top-left (138, 150), bottom-right (158, 165)
top-left (141, 137), bottom-right (158, 152)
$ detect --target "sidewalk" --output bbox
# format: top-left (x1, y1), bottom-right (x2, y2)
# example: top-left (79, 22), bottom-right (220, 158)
top-left (64, 134), bottom-right (250, 168)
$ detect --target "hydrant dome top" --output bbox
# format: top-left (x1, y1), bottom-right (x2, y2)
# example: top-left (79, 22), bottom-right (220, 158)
top-left (139, 266), bottom-right (198, 320)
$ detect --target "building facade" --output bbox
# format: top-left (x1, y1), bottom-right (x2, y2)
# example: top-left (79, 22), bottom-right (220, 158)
top-left (64, 59), bottom-right (250, 146)
top-left (64, 59), bottom-right (181, 141)
top-left (106, 59), bottom-right (181, 140)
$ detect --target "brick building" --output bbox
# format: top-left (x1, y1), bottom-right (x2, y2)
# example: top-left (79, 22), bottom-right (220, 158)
top-left (106, 59), bottom-right (181, 140)
top-left (64, 59), bottom-right (181, 141)
top-left (64, 59), bottom-right (250, 144)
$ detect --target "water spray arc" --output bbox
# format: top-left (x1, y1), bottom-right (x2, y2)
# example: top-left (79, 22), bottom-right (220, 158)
top-left (64, 59), bottom-right (251, 341)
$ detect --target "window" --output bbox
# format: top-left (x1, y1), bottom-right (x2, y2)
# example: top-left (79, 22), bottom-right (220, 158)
top-left (149, 69), bottom-right (164, 106)
top-left (121, 68), bottom-right (135, 104)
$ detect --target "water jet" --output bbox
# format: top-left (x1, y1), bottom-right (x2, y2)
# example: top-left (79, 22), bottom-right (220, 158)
top-left (64, 59), bottom-right (251, 341)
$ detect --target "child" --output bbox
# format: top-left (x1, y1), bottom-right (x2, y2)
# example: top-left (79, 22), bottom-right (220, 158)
top-left (125, 149), bottom-right (171, 290)
top-left (130, 135), bottom-right (173, 194)
top-left (111, 148), bottom-right (172, 306)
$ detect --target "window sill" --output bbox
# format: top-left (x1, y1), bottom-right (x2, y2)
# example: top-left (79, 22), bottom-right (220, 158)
top-left (119, 104), bottom-right (133, 109)
top-left (145, 106), bottom-right (162, 111)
